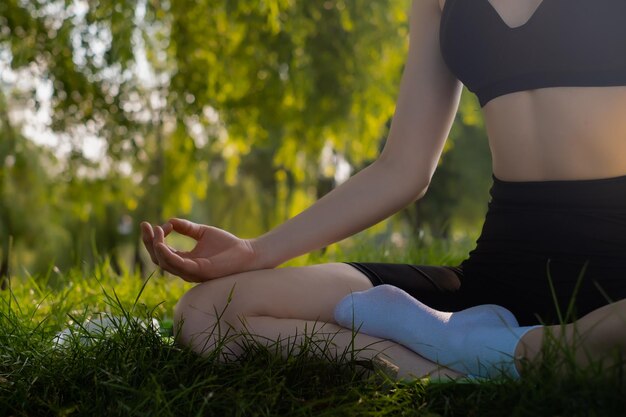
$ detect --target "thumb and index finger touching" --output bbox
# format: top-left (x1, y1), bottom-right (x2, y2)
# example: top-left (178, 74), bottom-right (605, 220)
top-left (141, 218), bottom-right (203, 240)
top-left (167, 218), bottom-right (205, 240)
top-left (139, 219), bottom-right (190, 264)
top-left (152, 223), bottom-right (217, 281)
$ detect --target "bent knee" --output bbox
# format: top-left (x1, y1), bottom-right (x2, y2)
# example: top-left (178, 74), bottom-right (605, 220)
top-left (174, 278), bottom-right (246, 350)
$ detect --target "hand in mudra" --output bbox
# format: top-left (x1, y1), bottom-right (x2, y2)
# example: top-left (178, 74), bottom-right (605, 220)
top-left (140, 218), bottom-right (262, 282)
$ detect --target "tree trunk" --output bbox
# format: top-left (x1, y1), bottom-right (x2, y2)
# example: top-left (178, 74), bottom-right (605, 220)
top-left (0, 237), bottom-right (10, 291)
top-left (133, 237), bottom-right (145, 278)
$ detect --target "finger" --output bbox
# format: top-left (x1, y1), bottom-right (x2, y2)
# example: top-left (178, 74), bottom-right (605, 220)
top-left (169, 218), bottom-right (205, 240)
top-left (155, 242), bottom-right (205, 282)
top-left (154, 242), bottom-right (185, 276)
top-left (161, 221), bottom-right (174, 236)
top-left (152, 225), bottom-right (170, 266)
top-left (140, 221), bottom-right (154, 240)
top-left (154, 225), bottom-right (166, 244)
top-left (155, 226), bottom-right (192, 258)
top-left (172, 248), bottom-right (192, 257)
top-left (140, 222), bottom-right (158, 264)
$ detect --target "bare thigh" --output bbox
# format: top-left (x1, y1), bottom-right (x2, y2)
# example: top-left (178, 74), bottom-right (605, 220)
top-left (174, 262), bottom-right (372, 333)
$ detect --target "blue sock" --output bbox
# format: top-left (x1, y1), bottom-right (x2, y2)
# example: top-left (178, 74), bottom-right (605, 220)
top-left (334, 285), bottom-right (540, 378)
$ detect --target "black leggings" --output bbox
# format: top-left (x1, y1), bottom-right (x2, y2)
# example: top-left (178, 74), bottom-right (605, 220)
top-left (344, 174), bottom-right (626, 326)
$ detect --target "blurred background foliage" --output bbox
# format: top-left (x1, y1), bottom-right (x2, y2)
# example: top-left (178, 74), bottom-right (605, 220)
top-left (0, 0), bottom-right (491, 281)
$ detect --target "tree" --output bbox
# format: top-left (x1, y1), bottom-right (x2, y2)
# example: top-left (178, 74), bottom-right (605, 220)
top-left (0, 0), bottom-right (492, 275)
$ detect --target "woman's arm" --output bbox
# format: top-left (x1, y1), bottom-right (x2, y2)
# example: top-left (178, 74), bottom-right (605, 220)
top-left (253, 0), bottom-right (463, 268)
top-left (143, 0), bottom-right (462, 281)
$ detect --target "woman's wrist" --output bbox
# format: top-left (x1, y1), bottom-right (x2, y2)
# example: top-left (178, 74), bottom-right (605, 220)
top-left (248, 236), bottom-right (284, 270)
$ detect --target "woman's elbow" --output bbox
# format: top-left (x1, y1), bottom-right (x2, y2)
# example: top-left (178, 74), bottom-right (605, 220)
top-left (413, 181), bottom-right (429, 201)
top-left (374, 153), bottom-right (432, 204)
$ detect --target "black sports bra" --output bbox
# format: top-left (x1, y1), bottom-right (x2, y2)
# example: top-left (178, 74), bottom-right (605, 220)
top-left (439, 0), bottom-right (626, 107)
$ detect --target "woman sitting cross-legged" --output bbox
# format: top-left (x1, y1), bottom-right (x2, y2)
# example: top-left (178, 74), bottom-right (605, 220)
top-left (141, 0), bottom-right (626, 380)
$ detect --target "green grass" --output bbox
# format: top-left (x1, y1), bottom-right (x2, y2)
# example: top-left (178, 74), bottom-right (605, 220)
top-left (1, 239), bottom-right (626, 416)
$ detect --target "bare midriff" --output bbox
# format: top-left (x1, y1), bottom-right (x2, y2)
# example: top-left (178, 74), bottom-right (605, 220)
top-left (482, 86), bottom-right (626, 181)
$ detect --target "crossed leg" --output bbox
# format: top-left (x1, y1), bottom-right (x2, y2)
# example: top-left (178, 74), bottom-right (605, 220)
top-left (334, 284), bottom-right (626, 377)
top-left (173, 262), bottom-right (464, 380)
top-left (174, 262), bottom-right (626, 379)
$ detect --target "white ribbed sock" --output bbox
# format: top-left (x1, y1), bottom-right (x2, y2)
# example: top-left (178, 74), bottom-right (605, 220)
top-left (334, 284), bottom-right (539, 378)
